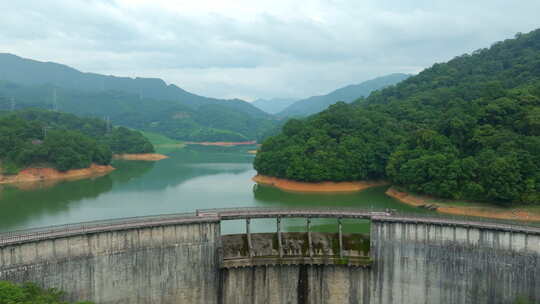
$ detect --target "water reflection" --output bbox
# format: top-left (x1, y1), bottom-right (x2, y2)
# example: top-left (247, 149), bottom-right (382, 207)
top-left (0, 146), bottom-right (412, 233)
top-left (0, 175), bottom-right (114, 230)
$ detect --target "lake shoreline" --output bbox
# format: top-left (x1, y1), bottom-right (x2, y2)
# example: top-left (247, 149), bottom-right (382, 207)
top-left (386, 187), bottom-right (540, 222)
top-left (253, 174), bottom-right (388, 193)
top-left (0, 164), bottom-right (115, 185)
top-left (113, 153), bottom-right (169, 161)
top-left (185, 140), bottom-right (256, 147)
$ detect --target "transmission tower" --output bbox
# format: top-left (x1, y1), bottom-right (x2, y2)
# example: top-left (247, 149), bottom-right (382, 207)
top-left (105, 116), bottom-right (111, 133)
top-left (52, 88), bottom-right (58, 111)
top-left (42, 126), bottom-right (51, 138)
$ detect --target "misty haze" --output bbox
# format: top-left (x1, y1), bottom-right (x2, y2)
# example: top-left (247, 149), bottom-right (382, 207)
top-left (0, 1), bottom-right (539, 304)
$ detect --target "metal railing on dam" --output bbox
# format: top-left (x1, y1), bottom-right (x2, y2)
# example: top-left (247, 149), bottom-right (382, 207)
top-left (0, 212), bottom-right (219, 247)
top-left (1, 207), bottom-right (540, 247)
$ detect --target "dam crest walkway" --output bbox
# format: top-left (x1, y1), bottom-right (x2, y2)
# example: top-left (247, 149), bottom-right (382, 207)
top-left (1, 207), bottom-right (539, 247)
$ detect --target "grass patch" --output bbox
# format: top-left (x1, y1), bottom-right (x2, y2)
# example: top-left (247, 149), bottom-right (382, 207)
top-left (140, 131), bottom-right (184, 146)
top-left (139, 131), bottom-right (185, 154)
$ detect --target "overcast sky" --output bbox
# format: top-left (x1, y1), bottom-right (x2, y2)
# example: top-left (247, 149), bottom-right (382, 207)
top-left (1, 0), bottom-right (539, 101)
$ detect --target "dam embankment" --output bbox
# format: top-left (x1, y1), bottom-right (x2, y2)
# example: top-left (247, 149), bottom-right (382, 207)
top-left (370, 218), bottom-right (540, 304)
top-left (0, 216), bottom-right (221, 304)
top-left (1, 209), bottom-right (539, 304)
top-left (220, 217), bottom-right (540, 304)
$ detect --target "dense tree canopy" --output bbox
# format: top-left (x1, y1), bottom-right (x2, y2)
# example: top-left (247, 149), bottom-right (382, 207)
top-left (105, 127), bottom-right (154, 154)
top-left (3, 109), bottom-right (155, 155)
top-left (0, 109), bottom-right (155, 173)
top-left (255, 29), bottom-right (540, 205)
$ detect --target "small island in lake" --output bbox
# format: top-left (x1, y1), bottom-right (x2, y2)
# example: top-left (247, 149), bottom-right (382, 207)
top-left (0, 109), bottom-right (159, 184)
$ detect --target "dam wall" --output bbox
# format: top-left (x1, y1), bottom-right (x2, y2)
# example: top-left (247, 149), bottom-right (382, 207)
top-left (370, 217), bottom-right (540, 304)
top-left (221, 216), bottom-right (540, 304)
top-left (0, 219), bottom-right (221, 304)
top-left (1, 209), bottom-right (539, 304)
top-left (221, 265), bottom-right (371, 304)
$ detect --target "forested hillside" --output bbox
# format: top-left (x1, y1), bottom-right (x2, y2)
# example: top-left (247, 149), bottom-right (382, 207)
top-left (0, 54), bottom-right (277, 142)
top-left (0, 109), bottom-right (154, 173)
top-left (278, 73), bottom-right (410, 117)
top-left (255, 29), bottom-right (540, 205)
top-left (0, 83), bottom-right (277, 141)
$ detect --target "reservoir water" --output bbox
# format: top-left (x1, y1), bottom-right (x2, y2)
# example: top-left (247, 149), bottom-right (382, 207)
top-left (0, 146), bottom-right (420, 233)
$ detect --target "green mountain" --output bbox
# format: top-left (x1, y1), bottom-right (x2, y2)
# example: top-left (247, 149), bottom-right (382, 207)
top-left (0, 109), bottom-right (154, 173)
top-left (252, 98), bottom-right (297, 114)
top-left (277, 73), bottom-right (410, 117)
top-left (255, 29), bottom-right (540, 205)
top-left (0, 54), bottom-right (277, 141)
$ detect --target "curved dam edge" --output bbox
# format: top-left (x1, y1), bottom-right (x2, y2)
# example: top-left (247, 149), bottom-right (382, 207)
top-left (221, 221), bottom-right (540, 304)
top-left (0, 221), bottom-right (222, 304)
top-left (1, 208), bottom-right (539, 304)
top-left (252, 174), bottom-right (388, 193)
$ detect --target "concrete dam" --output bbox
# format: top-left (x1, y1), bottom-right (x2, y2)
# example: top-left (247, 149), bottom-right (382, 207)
top-left (0, 208), bottom-right (539, 304)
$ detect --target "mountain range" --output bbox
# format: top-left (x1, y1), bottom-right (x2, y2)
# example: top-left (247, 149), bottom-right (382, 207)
top-left (276, 73), bottom-right (410, 117)
top-left (0, 53), bottom-right (275, 141)
top-left (251, 98), bottom-right (297, 114)
top-left (0, 53), bottom-right (410, 141)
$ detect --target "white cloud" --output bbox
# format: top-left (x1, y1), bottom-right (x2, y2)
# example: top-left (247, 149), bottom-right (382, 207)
top-left (0, 0), bottom-right (539, 100)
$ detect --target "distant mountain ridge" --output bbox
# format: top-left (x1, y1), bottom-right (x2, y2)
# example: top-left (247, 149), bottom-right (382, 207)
top-left (252, 98), bottom-right (297, 114)
top-left (0, 53), bottom-right (268, 118)
top-left (278, 73), bottom-right (410, 117)
top-left (0, 53), bottom-right (277, 141)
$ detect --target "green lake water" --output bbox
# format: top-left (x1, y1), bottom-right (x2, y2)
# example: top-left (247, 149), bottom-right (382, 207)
top-left (0, 146), bottom-right (422, 234)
